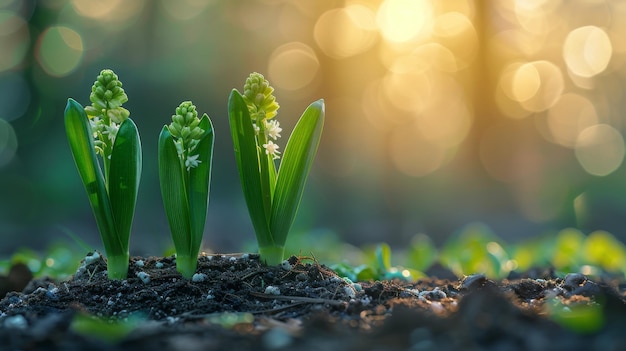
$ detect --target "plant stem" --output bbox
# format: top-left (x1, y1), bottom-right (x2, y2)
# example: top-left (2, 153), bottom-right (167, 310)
top-left (106, 252), bottom-right (129, 280)
top-left (259, 245), bottom-right (285, 266)
top-left (176, 254), bottom-right (198, 279)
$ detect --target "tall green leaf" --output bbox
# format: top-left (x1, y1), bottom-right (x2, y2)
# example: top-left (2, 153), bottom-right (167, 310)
top-left (64, 98), bottom-right (118, 254)
top-left (270, 99), bottom-right (324, 245)
top-left (108, 118), bottom-right (142, 253)
top-left (158, 126), bottom-right (191, 254)
top-left (187, 114), bottom-right (214, 256)
top-left (228, 90), bottom-right (272, 247)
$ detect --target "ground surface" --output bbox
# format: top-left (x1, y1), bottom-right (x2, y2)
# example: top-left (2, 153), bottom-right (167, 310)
top-left (1, 252), bottom-right (626, 350)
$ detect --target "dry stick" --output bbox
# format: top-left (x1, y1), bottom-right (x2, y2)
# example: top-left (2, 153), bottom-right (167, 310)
top-left (249, 291), bottom-right (346, 306)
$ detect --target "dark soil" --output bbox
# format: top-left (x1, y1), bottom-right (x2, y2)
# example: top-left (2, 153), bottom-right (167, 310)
top-left (1, 252), bottom-right (626, 351)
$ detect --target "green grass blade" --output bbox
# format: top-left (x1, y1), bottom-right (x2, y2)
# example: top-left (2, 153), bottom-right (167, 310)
top-left (270, 99), bottom-right (324, 246)
top-left (187, 114), bottom-right (214, 257)
top-left (64, 99), bottom-right (118, 255)
top-left (158, 126), bottom-right (191, 255)
top-left (228, 89), bottom-right (272, 247)
top-left (108, 118), bottom-right (142, 256)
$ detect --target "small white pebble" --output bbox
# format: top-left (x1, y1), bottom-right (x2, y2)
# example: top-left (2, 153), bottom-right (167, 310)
top-left (84, 252), bottom-right (101, 266)
top-left (344, 286), bottom-right (356, 298)
top-left (280, 260), bottom-right (292, 271)
top-left (4, 315), bottom-right (28, 329)
top-left (229, 257), bottom-right (237, 262)
top-left (135, 260), bottom-right (144, 267)
top-left (207, 256), bottom-right (214, 261)
top-left (155, 262), bottom-right (164, 269)
top-left (264, 286), bottom-right (281, 295)
top-left (241, 253), bottom-right (250, 260)
top-left (192, 273), bottom-right (208, 283)
top-left (136, 272), bottom-right (150, 284)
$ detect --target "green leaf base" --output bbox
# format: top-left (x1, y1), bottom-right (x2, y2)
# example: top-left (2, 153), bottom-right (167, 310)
top-left (259, 245), bottom-right (285, 266)
top-left (106, 253), bottom-right (129, 280)
top-left (176, 254), bottom-right (199, 280)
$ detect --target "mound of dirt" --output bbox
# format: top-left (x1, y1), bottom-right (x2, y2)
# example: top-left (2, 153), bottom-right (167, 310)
top-left (1, 252), bottom-right (626, 350)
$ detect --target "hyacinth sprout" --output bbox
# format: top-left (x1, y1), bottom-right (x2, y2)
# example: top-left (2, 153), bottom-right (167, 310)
top-left (65, 69), bottom-right (142, 280)
top-left (159, 101), bottom-right (214, 279)
top-left (228, 72), bottom-right (324, 265)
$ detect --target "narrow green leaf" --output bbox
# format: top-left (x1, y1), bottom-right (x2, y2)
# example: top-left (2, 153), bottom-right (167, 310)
top-left (270, 99), bottom-right (324, 246)
top-left (64, 99), bottom-right (118, 256)
top-left (108, 118), bottom-right (142, 255)
top-left (187, 114), bottom-right (214, 257)
top-left (376, 243), bottom-right (392, 272)
top-left (228, 89), bottom-right (272, 247)
top-left (158, 126), bottom-right (191, 255)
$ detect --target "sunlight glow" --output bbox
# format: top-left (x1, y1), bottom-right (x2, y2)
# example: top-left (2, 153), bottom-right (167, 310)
top-left (314, 5), bottom-right (377, 59)
top-left (545, 93), bottom-right (598, 148)
top-left (376, 0), bottom-right (433, 43)
top-left (575, 124), bottom-right (625, 176)
top-left (563, 26), bottom-right (612, 78)
top-left (36, 26), bottom-right (84, 77)
top-left (268, 42), bottom-right (319, 91)
top-left (0, 10), bottom-right (29, 72)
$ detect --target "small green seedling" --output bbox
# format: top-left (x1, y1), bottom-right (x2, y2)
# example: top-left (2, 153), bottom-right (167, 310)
top-left (228, 73), bottom-right (324, 265)
top-left (159, 101), bottom-right (214, 279)
top-left (65, 69), bottom-right (142, 280)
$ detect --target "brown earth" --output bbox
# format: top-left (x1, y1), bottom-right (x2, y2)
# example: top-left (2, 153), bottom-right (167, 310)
top-left (1, 252), bottom-right (626, 351)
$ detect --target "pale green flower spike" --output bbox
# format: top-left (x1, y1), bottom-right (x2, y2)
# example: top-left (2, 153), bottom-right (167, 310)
top-left (242, 73), bottom-right (283, 160)
top-left (84, 69), bottom-right (131, 160)
top-left (167, 101), bottom-right (205, 171)
top-left (243, 72), bottom-right (279, 121)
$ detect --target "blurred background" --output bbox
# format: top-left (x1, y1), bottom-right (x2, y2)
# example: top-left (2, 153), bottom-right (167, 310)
top-left (2, 0), bottom-right (626, 257)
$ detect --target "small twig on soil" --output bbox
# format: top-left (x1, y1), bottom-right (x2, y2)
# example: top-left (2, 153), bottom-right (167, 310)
top-left (249, 291), bottom-right (346, 306)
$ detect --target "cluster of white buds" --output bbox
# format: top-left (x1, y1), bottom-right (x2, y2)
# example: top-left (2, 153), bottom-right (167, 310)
top-left (243, 73), bottom-right (282, 160)
top-left (168, 101), bottom-right (205, 171)
top-left (84, 69), bottom-right (130, 159)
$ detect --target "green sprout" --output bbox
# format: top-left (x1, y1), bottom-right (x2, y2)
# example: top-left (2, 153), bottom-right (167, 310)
top-left (158, 101), bottom-right (214, 279)
top-left (228, 72), bottom-right (324, 265)
top-left (64, 69), bottom-right (141, 280)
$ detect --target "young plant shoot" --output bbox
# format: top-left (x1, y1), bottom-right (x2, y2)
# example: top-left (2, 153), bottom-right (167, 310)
top-left (159, 101), bottom-right (214, 279)
top-left (64, 69), bottom-right (142, 280)
top-left (228, 73), bottom-right (324, 265)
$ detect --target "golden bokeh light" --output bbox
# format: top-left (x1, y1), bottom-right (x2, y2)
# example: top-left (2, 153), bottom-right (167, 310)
top-left (432, 11), bottom-right (477, 69)
top-left (513, 0), bottom-right (561, 35)
top-left (382, 69), bottom-right (431, 114)
top-left (517, 61), bottom-right (563, 112)
top-left (0, 10), bottom-right (29, 73)
top-left (512, 62), bottom-right (541, 102)
top-left (563, 25), bottom-right (612, 78)
top-left (267, 42), bottom-right (319, 91)
top-left (575, 124), bottom-right (625, 176)
top-left (36, 26), bottom-right (84, 77)
top-left (71, 0), bottom-right (144, 23)
top-left (545, 93), bottom-right (598, 148)
top-left (376, 0), bottom-right (433, 43)
top-left (314, 5), bottom-right (377, 59)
